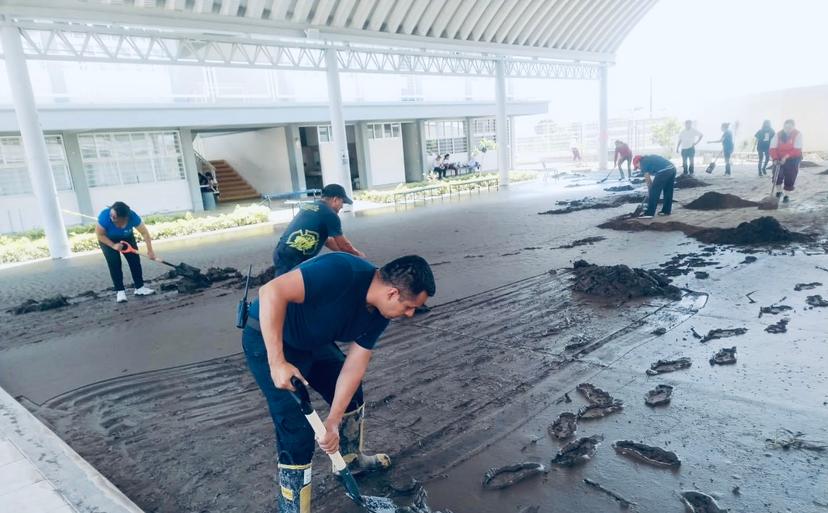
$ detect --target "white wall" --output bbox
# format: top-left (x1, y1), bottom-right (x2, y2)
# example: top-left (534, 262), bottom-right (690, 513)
top-left (1, 191), bottom-right (81, 233)
top-left (478, 149), bottom-right (499, 171)
top-left (318, 142), bottom-right (337, 184)
top-left (195, 127), bottom-right (293, 194)
top-left (88, 180), bottom-right (193, 217)
top-left (368, 137), bottom-right (405, 186)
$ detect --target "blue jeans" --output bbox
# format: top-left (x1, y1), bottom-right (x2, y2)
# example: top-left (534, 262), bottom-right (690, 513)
top-left (680, 147), bottom-right (695, 174)
top-left (242, 326), bottom-right (363, 465)
top-left (646, 168), bottom-right (676, 216)
top-left (757, 147), bottom-right (770, 173)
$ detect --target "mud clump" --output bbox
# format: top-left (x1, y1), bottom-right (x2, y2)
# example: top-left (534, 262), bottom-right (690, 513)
top-left (564, 335), bottom-right (592, 351)
top-left (680, 490), bottom-right (728, 513)
top-left (694, 271), bottom-right (709, 279)
top-left (765, 319), bottom-right (789, 334)
top-left (549, 412), bottom-right (578, 439)
top-left (699, 327), bottom-right (747, 343)
top-left (576, 383), bottom-right (614, 406)
top-left (539, 193), bottom-right (646, 215)
top-left (8, 295), bottom-right (71, 315)
top-left (578, 401), bottom-right (624, 420)
top-left (674, 175), bottom-right (711, 188)
top-left (684, 192), bottom-right (759, 210)
top-left (555, 236), bottom-right (606, 249)
top-left (647, 357), bottom-right (692, 375)
top-left (710, 347), bottom-right (737, 365)
top-left (759, 304), bottom-right (791, 317)
top-left (693, 216), bottom-right (812, 245)
top-left (644, 384), bottom-right (673, 406)
top-left (651, 327), bottom-right (668, 336)
top-left (613, 440), bottom-right (681, 468)
top-left (204, 267), bottom-right (242, 283)
top-left (246, 265), bottom-right (276, 287)
top-left (740, 256), bottom-right (757, 264)
top-left (583, 479), bottom-right (636, 509)
top-left (765, 429), bottom-right (827, 452)
top-left (551, 435), bottom-right (603, 467)
top-left (806, 295), bottom-right (828, 307)
top-left (571, 260), bottom-right (682, 300)
top-left (397, 486), bottom-right (455, 513)
top-left (481, 462), bottom-right (546, 490)
top-left (794, 282), bottom-right (821, 291)
top-left (604, 185), bottom-right (634, 192)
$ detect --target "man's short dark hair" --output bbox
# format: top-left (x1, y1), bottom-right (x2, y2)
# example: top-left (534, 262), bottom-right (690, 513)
top-left (380, 255), bottom-right (436, 299)
top-left (111, 201), bottom-right (130, 219)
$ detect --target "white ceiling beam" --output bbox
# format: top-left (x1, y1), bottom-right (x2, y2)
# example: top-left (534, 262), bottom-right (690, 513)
top-left (366, 0), bottom-right (395, 32)
top-left (513, 0), bottom-right (558, 45)
top-left (269, 0), bottom-right (291, 20)
top-left (577, 0), bottom-right (622, 52)
top-left (531, 0), bottom-right (579, 47)
top-left (244, 0), bottom-right (267, 18)
top-left (428, 0), bottom-right (459, 38)
top-left (545, 0), bottom-right (593, 48)
top-left (400, 0), bottom-right (429, 35)
top-left (331, 0), bottom-right (356, 26)
top-left (471, 0), bottom-right (503, 42)
top-left (495, 0), bottom-right (537, 44)
top-left (219, 0), bottom-right (241, 16)
top-left (291, 0), bottom-right (315, 23)
top-left (483, 0), bottom-right (519, 43)
top-left (349, 0), bottom-right (377, 29)
top-left (383, 0), bottom-right (412, 33)
top-left (601, 0), bottom-right (655, 53)
top-left (554, 0), bottom-right (605, 49)
top-left (415, 0), bottom-right (445, 37)
top-left (310, 0), bottom-right (336, 25)
top-left (443, 0), bottom-right (476, 40)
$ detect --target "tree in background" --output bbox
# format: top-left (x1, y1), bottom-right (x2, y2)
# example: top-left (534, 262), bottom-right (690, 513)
top-left (651, 117), bottom-right (681, 155)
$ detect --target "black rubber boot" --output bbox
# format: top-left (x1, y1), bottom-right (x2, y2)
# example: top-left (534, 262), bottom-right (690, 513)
top-left (278, 463), bottom-right (312, 513)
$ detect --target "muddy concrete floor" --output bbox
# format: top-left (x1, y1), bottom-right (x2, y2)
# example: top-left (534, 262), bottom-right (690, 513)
top-left (1, 165), bottom-right (827, 513)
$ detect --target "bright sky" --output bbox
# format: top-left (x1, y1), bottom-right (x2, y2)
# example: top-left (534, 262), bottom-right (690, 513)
top-left (515, 0), bottom-right (828, 129)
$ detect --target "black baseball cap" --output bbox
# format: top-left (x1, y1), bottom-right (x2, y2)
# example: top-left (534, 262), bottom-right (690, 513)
top-left (321, 183), bottom-right (353, 204)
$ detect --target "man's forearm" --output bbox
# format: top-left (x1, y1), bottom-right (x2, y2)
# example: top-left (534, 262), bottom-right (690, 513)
top-left (328, 355), bottom-right (368, 422)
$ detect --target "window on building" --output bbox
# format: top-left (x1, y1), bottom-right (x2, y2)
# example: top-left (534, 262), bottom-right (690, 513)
top-left (470, 117), bottom-right (511, 150)
top-left (79, 130), bottom-right (185, 188)
top-left (424, 120), bottom-right (467, 155)
top-left (0, 136), bottom-right (72, 196)
top-left (367, 123), bottom-right (402, 140)
top-left (317, 125), bottom-right (331, 143)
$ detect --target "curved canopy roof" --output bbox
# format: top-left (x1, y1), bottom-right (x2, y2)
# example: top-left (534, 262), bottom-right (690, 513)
top-left (1, 0), bottom-right (658, 63)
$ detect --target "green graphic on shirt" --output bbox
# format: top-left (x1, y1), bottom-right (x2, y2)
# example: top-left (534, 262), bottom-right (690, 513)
top-left (300, 203), bottom-right (320, 212)
top-left (286, 229), bottom-right (320, 255)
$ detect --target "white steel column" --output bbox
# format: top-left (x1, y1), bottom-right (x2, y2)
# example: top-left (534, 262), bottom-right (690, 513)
top-left (1, 24), bottom-right (70, 258)
top-left (495, 59), bottom-right (509, 186)
top-left (598, 64), bottom-right (609, 171)
top-left (324, 47), bottom-right (352, 197)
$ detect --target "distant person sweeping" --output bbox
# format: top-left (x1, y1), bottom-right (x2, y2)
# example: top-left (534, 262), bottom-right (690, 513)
top-left (769, 119), bottom-right (803, 204)
top-left (614, 140), bottom-right (633, 180)
top-left (95, 201), bottom-right (156, 303)
top-left (272, 184), bottom-right (365, 276)
top-left (709, 123), bottom-right (735, 176)
top-left (242, 253), bottom-right (435, 513)
top-left (754, 120), bottom-right (774, 176)
top-left (633, 155), bottom-right (677, 219)
top-left (676, 120), bottom-right (703, 175)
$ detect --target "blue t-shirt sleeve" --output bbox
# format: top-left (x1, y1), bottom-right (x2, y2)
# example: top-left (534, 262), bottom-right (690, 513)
top-left (354, 317), bottom-right (390, 350)
top-left (326, 209), bottom-right (342, 238)
top-left (97, 209), bottom-right (109, 228)
top-left (129, 211), bottom-right (142, 229)
top-left (300, 255), bottom-right (352, 305)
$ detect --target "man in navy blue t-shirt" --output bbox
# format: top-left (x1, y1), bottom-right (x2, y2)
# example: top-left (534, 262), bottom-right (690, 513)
top-left (709, 123), bottom-right (735, 176)
top-left (633, 155), bottom-right (677, 219)
top-left (242, 253), bottom-right (435, 513)
top-left (273, 183), bottom-right (365, 275)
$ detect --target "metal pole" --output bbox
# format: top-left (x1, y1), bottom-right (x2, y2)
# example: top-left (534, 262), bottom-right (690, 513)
top-left (324, 47), bottom-right (353, 197)
top-left (598, 64), bottom-right (609, 171)
top-left (1, 23), bottom-right (71, 258)
top-left (495, 59), bottom-right (509, 186)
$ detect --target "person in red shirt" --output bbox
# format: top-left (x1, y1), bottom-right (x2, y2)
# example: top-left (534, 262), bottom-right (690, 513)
top-left (769, 119), bottom-right (803, 204)
top-left (614, 140), bottom-right (633, 180)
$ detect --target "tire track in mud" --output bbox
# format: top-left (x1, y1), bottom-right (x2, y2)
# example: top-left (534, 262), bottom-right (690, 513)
top-left (25, 271), bottom-right (706, 513)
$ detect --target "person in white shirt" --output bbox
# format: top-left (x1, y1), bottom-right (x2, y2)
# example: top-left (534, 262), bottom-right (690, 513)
top-left (675, 120), bottom-right (703, 175)
top-left (431, 154), bottom-right (445, 180)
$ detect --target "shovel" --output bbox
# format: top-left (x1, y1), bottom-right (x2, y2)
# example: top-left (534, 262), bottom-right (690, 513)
top-left (704, 152), bottom-right (722, 174)
top-left (757, 161), bottom-right (781, 210)
top-left (118, 241), bottom-right (203, 280)
top-left (287, 377), bottom-right (398, 513)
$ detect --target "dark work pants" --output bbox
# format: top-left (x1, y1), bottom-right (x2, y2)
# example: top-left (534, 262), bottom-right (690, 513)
top-left (724, 149), bottom-right (733, 175)
top-left (617, 156), bottom-right (631, 178)
top-left (272, 245), bottom-right (306, 276)
top-left (680, 148), bottom-right (695, 174)
top-left (646, 168), bottom-right (676, 216)
top-left (775, 158), bottom-right (801, 191)
top-left (757, 147), bottom-right (770, 173)
top-left (99, 234), bottom-right (144, 291)
top-left (242, 327), bottom-right (363, 465)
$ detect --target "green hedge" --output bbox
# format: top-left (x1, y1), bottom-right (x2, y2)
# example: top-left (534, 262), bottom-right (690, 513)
top-left (354, 170), bottom-right (538, 204)
top-left (0, 205), bottom-right (270, 265)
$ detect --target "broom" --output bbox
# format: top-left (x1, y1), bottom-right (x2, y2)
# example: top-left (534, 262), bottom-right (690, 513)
top-left (757, 161), bottom-right (780, 210)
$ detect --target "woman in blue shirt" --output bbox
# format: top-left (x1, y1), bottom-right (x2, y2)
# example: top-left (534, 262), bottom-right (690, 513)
top-left (95, 201), bottom-right (156, 303)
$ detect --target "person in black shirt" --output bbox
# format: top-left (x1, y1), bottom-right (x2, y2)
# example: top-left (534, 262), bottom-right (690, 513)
top-left (754, 120), bottom-right (774, 176)
top-left (272, 183), bottom-right (364, 275)
top-left (242, 253), bottom-right (435, 513)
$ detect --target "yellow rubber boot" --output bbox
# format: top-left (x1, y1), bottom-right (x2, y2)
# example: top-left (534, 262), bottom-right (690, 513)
top-left (278, 463), bottom-right (312, 513)
top-left (338, 405), bottom-right (392, 475)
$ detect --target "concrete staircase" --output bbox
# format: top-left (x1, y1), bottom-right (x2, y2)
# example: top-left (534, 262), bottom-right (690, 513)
top-left (210, 160), bottom-right (260, 202)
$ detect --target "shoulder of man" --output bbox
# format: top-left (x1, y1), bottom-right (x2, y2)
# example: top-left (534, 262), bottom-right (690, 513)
top-left (97, 209), bottom-right (109, 225)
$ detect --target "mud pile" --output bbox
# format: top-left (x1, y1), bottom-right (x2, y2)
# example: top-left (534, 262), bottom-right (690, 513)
top-left (481, 462), bottom-right (546, 490)
top-left (539, 193), bottom-right (645, 215)
top-left (604, 185), bottom-right (634, 192)
top-left (684, 192), bottom-right (759, 210)
top-left (612, 440), bottom-right (681, 468)
top-left (692, 217), bottom-right (812, 245)
top-left (571, 260), bottom-right (681, 300)
top-left (555, 236), bottom-right (606, 249)
top-left (8, 295), bottom-right (71, 315)
top-left (247, 265), bottom-right (276, 287)
top-left (674, 175), bottom-right (710, 188)
top-left (162, 265), bottom-right (243, 293)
